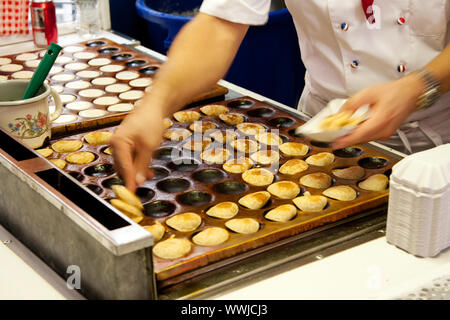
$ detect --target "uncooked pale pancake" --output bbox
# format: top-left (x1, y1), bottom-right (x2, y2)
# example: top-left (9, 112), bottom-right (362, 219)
top-left (225, 218), bottom-right (260, 234)
top-left (242, 168), bottom-right (274, 187)
top-left (79, 89), bottom-right (105, 98)
top-left (173, 110), bottom-right (201, 123)
top-left (209, 130), bottom-right (237, 143)
top-left (279, 159), bottom-right (309, 175)
top-left (24, 59), bottom-right (41, 68)
top-left (129, 78), bottom-right (152, 87)
top-left (267, 181), bottom-right (300, 199)
top-left (110, 198), bottom-right (143, 219)
top-left (193, 227), bottom-right (229, 246)
top-left (63, 45), bottom-right (84, 53)
top-left (76, 70), bottom-right (101, 78)
top-left (200, 104), bottom-right (229, 116)
top-left (223, 157), bottom-right (253, 174)
top-left (332, 166), bottom-right (365, 180)
top-left (358, 174), bottom-right (389, 191)
top-left (0, 64), bottom-right (23, 72)
top-left (52, 140), bottom-right (83, 153)
top-left (115, 71), bottom-right (140, 80)
top-left (50, 158), bottom-right (67, 169)
top-left (52, 114), bottom-right (78, 124)
top-left (255, 132), bottom-right (283, 146)
top-left (36, 148), bottom-right (53, 158)
top-left (73, 51), bottom-right (98, 60)
top-left (51, 85), bottom-right (64, 94)
top-left (0, 75), bottom-right (7, 81)
top-left (299, 172), bottom-right (332, 189)
top-left (236, 122), bottom-right (266, 135)
top-left (153, 236), bottom-right (191, 259)
top-left (16, 53), bottom-right (38, 61)
top-left (189, 121), bottom-right (217, 133)
top-left (323, 185), bottom-right (357, 201)
top-left (105, 83), bottom-right (130, 93)
top-left (66, 101), bottom-right (93, 111)
top-left (48, 65), bottom-right (63, 75)
top-left (84, 131), bottom-right (112, 145)
top-left (238, 191), bottom-right (271, 210)
top-left (219, 113), bottom-right (244, 125)
top-left (0, 57), bottom-right (12, 65)
top-left (182, 138), bottom-right (212, 151)
top-left (51, 73), bottom-right (75, 81)
top-left (65, 80), bottom-right (91, 90)
top-left (200, 148), bottom-right (230, 164)
top-left (293, 192), bottom-right (328, 212)
top-left (60, 94), bottom-right (77, 104)
top-left (144, 221), bottom-right (165, 242)
top-left (107, 103), bottom-right (134, 113)
top-left (65, 151), bottom-right (96, 164)
top-left (306, 152), bottom-right (335, 166)
top-left (93, 96), bottom-right (121, 106)
top-left (279, 142), bottom-right (309, 156)
top-left (91, 77), bottom-right (117, 86)
top-left (88, 58), bottom-right (111, 66)
top-left (206, 202), bottom-right (239, 219)
top-left (163, 128), bottom-right (192, 141)
top-left (163, 118), bottom-right (173, 129)
top-left (112, 184), bottom-right (144, 210)
top-left (64, 62), bottom-right (89, 71)
top-left (11, 70), bottom-right (34, 79)
top-left (99, 64), bottom-right (125, 72)
top-left (165, 212), bottom-right (202, 232)
top-left (79, 109), bottom-right (108, 118)
top-left (250, 150), bottom-right (280, 166)
top-left (54, 56), bottom-right (73, 64)
top-left (230, 139), bottom-right (259, 153)
top-left (119, 90), bottom-right (145, 101)
top-left (265, 204), bottom-right (297, 222)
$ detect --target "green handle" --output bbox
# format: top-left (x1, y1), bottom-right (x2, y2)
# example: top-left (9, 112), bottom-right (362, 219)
top-left (22, 42), bottom-right (62, 100)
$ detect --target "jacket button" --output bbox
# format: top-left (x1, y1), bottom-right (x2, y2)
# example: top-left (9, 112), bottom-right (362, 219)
top-left (397, 17), bottom-right (406, 25)
top-left (350, 60), bottom-right (359, 69)
top-left (340, 22), bottom-right (349, 31)
top-left (397, 64), bottom-right (406, 72)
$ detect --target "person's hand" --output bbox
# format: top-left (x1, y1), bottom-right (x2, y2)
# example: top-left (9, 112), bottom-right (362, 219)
top-left (110, 104), bottom-right (164, 192)
top-left (332, 74), bottom-right (425, 149)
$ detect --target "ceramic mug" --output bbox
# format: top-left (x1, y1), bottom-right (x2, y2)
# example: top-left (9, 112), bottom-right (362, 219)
top-left (0, 80), bottom-right (62, 149)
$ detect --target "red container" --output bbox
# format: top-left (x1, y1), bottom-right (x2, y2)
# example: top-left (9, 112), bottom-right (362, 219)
top-left (30, 0), bottom-right (58, 47)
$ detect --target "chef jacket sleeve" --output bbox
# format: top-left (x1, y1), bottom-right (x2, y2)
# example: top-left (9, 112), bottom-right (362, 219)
top-left (199, 0), bottom-right (271, 25)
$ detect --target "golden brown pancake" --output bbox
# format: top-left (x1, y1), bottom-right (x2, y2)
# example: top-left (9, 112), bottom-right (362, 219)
top-left (238, 191), bottom-right (271, 210)
top-left (332, 166), bottom-right (365, 180)
top-left (323, 185), bottom-right (357, 201)
top-left (153, 235), bottom-right (191, 259)
top-left (255, 132), bottom-right (283, 146)
top-left (182, 138), bottom-right (212, 151)
top-left (36, 147), bottom-right (53, 158)
top-left (65, 151), bottom-right (96, 164)
top-left (52, 140), bottom-right (83, 153)
top-left (279, 142), bottom-right (309, 156)
top-left (279, 159), bottom-right (309, 175)
top-left (200, 104), bottom-right (229, 116)
top-left (358, 174), bottom-right (389, 191)
top-left (112, 185), bottom-right (144, 210)
top-left (292, 191), bottom-right (328, 212)
top-left (265, 204), bottom-right (297, 222)
top-left (242, 168), bottom-right (274, 186)
top-left (236, 122), bottom-right (266, 135)
top-left (209, 130), bottom-right (237, 143)
top-left (173, 110), bottom-right (201, 123)
top-left (163, 128), bottom-right (192, 141)
top-left (321, 110), bottom-right (363, 131)
top-left (225, 218), bottom-right (260, 234)
top-left (103, 147), bottom-right (113, 155)
top-left (84, 131), bottom-right (112, 145)
top-left (230, 138), bottom-right (259, 153)
top-left (306, 152), bottom-right (335, 166)
top-left (50, 158), bottom-right (67, 169)
top-left (192, 227), bottom-right (229, 246)
top-left (163, 118), bottom-right (173, 129)
top-left (299, 172), bottom-right (332, 189)
top-left (218, 113), bottom-right (244, 125)
top-left (200, 148), bottom-right (230, 164)
top-left (144, 221), bottom-right (165, 242)
top-left (189, 121), bottom-right (218, 133)
top-left (206, 202), bottom-right (239, 219)
top-left (110, 198), bottom-right (144, 219)
top-left (250, 150), bottom-right (280, 165)
top-left (165, 212), bottom-right (202, 232)
top-left (267, 181), bottom-right (301, 199)
top-left (223, 157), bottom-right (253, 174)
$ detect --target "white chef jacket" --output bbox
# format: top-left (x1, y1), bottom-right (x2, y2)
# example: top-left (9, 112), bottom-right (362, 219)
top-left (200, 0), bottom-right (450, 154)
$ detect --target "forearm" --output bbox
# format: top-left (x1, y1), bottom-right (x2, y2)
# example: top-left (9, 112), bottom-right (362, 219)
top-left (420, 44), bottom-right (450, 93)
top-left (140, 13), bottom-right (249, 117)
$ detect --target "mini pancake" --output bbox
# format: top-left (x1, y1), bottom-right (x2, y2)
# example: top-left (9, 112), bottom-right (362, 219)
top-left (51, 140), bottom-right (83, 153)
top-left (119, 90), bottom-right (145, 101)
top-left (236, 122), bottom-right (266, 135)
top-left (358, 174), bottom-right (389, 191)
top-left (209, 130), bottom-right (237, 143)
top-left (242, 168), bottom-right (274, 187)
top-left (230, 139), bottom-right (259, 153)
top-left (110, 198), bottom-right (143, 219)
top-left (99, 64), bottom-right (125, 72)
top-left (105, 83), bottom-right (130, 93)
top-left (206, 202), bottom-right (239, 219)
top-left (225, 218), bottom-right (260, 234)
top-left (279, 142), bottom-right (309, 156)
top-left (65, 151), bottom-right (96, 164)
top-left (173, 110), bottom-right (201, 123)
top-left (16, 53), bottom-right (38, 61)
top-left (84, 131), bottom-right (113, 145)
top-left (182, 138), bottom-right (212, 151)
top-left (0, 75), bottom-right (7, 81)
top-left (115, 71), bottom-right (140, 80)
top-left (36, 148), bottom-right (53, 158)
top-left (267, 181), bottom-right (300, 199)
top-left (293, 192), bottom-right (328, 212)
top-left (91, 77), bottom-right (117, 86)
top-left (64, 62), bottom-right (89, 71)
top-left (129, 78), bottom-right (152, 87)
top-left (60, 94), bottom-right (77, 104)
top-left (306, 152), bottom-right (335, 166)
top-left (63, 45), bottom-right (84, 53)
top-left (163, 128), bottom-right (192, 141)
top-left (238, 191), bottom-right (271, 209)
top-left (0, 64), bottom-right (23, 72)
top-left (165, 212), bottom-right (202, 232)
top-left (163, 118), bottom-right (173, 129)
top-left (200, 148), bottom-right (230, 164)
top-left (279, 159), bottom-right (309, 175)
top-left (255, 132), bottom-right (283, 146)
top-left (93, 96), bottom-right (121, 106)
top-left (52, 114), bottom-right (78, 124)
top-left (76, 70), bottom-right (101, 78)
top-left (250, 150), bottom-right (280, 165)
top-left (54, 56), bottom-right (73, 64)
top-left (78, 89), bottom-right (105, 98)
top-left (24, 59), bottom-right (41, 68)
top-left (65, 80), bottom-right (91, 90)
top-left (66, 101), bottom-right (93, 111)
top-left (112, 185), bottom-right (144, 210)
top-left (323, 185), bottom-right (357, 201)
top-left (321, 110), bottom-right (363, 131)
top-left (200, 104), bottom-right (229, 116)
top-left (51, 73), bottom-right (75, 82)
top-left (48, 65), bottom-right (63, 75)
top-left (223, 157), bottom-right (253, 174)
top-left (144, 221), bottom-right (165, 242)
top-left (189, 121), bottom-right (217, 133)
top-left (153, 236), bottom-right (191, 260)
top-left (51, 85), bottom-right (64, 94)
top-left (219, 113), bottom-right (244, 125)
top-left (265, 204), bottom-right (297, 222)
top-left (88, 58), bottom-right (111, 66)
top-left (299, 172), bottom-right (332, 189)
top-left (73, 51), bottom-right (98, 60)
top-left (0, 57), bottom-right (12, 65)
top-left (11, 71), bottom-right (34, 79)
top-left (50, 158), bottom-right (67, 169)
top-left (107, 103), bottom-right (134, 113)
top-left (103, 147), bottom-right (113, 155)
top-left (192, 227), bottom-right (229, 246)
top-left (79, 109), bottom-right (108, 118)
top-left (332, 166), bottom-right (365, 180)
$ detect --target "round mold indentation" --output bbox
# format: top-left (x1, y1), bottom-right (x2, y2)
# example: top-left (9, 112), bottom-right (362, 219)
top-left (144, 201), bottom-right (176, 218)
top-left (310, 140), bottom-right (333, 148)
top-left (168, 159), bottom-right (200, 172)
top-left (86, 40), bottom-right (107, 47)
top-left (156, 178), bottom-right (190, 193)
top-left (177, 191), bottom-right (212, 207)
top-left (288, 128), bottom-right (305, 138)
top-left (150, 166), bottom-right (170, 180)
top-left (227, 99), bottom-right (254, 109)
top-left (102, 176), bottom-right (125, 189)
top-left (86, 184), bottom-right (103, 195)
top-left (280, 135), bottom-right (290, 143)
top-left (333, 147), bottom-right (364, 158)
top-left (125, 60), bottom-right (147, 68)
top-left (152, 147), bottom-right (179, 161)
top-left (358, 157), bottom-right (389, 169)
top-left (192, 169), bottom-right (225, 183)
top-left (111, 53), bottom-right (133, 61)
top-left (84, 163), bottom-right (115, 178)
top-left (139, 66), bottom-right (159, 75)
top-left (213, 181), bottom-right (247, 195)
top-left (98, 47), bottom-right (120, 54)
top-left (135, 187), bottom-right (155, 203)
top-left (68, 171), bottom-right (84, 182)
top-left (268, 117), bottom-right (296, 128)
top-left (247, 108), bottom-right (275, 118)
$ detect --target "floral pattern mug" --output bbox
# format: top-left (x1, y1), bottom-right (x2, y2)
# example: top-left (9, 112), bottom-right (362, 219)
top-left (0, 80), bottom-right (62, 149)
